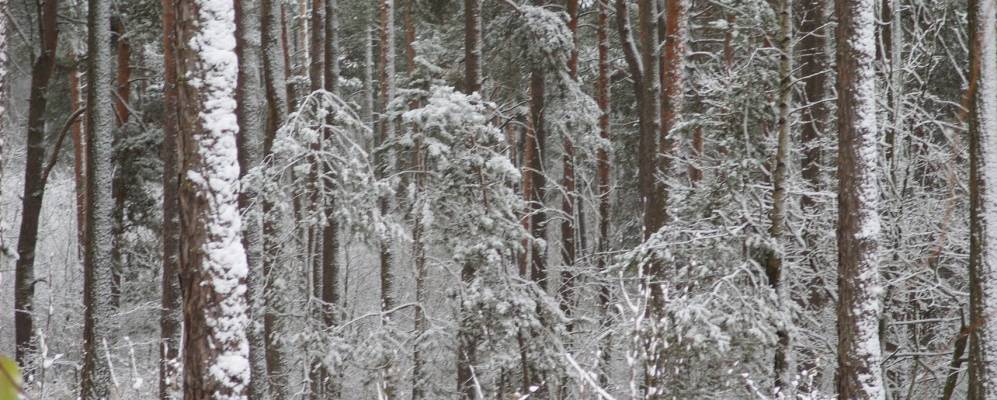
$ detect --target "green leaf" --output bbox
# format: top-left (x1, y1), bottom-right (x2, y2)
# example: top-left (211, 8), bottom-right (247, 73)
top-left (0, 356), bottom-right (21, 400)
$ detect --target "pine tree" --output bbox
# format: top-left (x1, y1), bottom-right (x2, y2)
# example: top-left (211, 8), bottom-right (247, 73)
top-left (968, 0), bottom-right (997, 394)
top-left (176, 0), bottom-right (251, 397)
top-left (13, 0), bottom-right (59, 368)
top-left (80, 0), bottom-right (115, 396)
top-left (834, 0), bottom-right (885, 396)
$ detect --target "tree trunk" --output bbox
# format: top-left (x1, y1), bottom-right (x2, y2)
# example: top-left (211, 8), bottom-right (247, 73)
top-left (234, 0), bottom-right (267, 397)
top-left (968, 0), bottom-right (997, 394)
top-left (306, 1), bottom-right (325, 397)
top-left (834, 0), bottom-right (885, 396)
top-left (262, 0), bottom-right (291, 397)
top-left (80, 0), bottom-right (115, 396)
top-left (13, 0), bottom-right (59, 368)
top-left (376, 0), bottom-right (397, 397)
top-left (464, 0), bottom-right (481, 94)
top-left (176, 0), bottom-right (251, 397)
top-left (454, 2), bottom-right (482, 398)
top-left (110, 18), bottom-right (132, 309)
top-left (559, 0), bottom-right (579, 334)
top-left (159, 0), bottom-right (183, 397)
top-left (70, 58), bottom-right (87, 255)
top-left (320, 0), bottom-right (341, 397)
top-left (767, 0), bottom-right (793, 389)
top-left (595, 0), bottom-right (612, 388)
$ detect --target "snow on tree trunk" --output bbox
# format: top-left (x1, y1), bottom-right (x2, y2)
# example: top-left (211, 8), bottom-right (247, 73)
top-left (234, 0), bottom-right (267, 397)
top-left (0, 0), bottom-right (5, 259)
top-left (834, 0), bottom-right (885, 396)
top-left (80, 0), bottom-right (116, 397)
top-left (176, 0), bottom-right (251, 398)
top-left (968, 0), bottom-right (997, 394)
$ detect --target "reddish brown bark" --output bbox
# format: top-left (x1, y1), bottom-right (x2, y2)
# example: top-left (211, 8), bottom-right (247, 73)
top-left (14, 0), bottom-right (60, 367)
top-left (159, 0), bottom-right (183, 397)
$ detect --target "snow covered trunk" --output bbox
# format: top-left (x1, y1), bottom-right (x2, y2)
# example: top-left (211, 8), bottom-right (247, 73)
top-left (13, 0), bottom-right (58, 367)
top-left (834, 0), bottom-right (885, 396)
top-left (968, 0), bottom-right (997, 394)
top-left (160, 0), bottom-right (184, 397)
top-left (80, 0), bottom-right (116, 397)
top-left (234, 0), bottom-right (266, 397)
top-left (0, 0), bottom-right (4, 257)
top-left (176, 0), bottom-right (251, 398)
top-left (767, 0), bottom-right (793, 390)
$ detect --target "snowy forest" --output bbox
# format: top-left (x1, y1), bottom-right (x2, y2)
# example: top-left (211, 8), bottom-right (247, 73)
top-left (0, 0), bottom-right (995, 398)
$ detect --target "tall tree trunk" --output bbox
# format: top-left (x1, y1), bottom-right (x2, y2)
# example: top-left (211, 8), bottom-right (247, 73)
top-left (110, 18), bottom-right (132, 309)
top-left (262, 0), bottom-right (291, 397)
top-left (376, 0), bottom-right (397, 397)
top-left (527, 71), bottom-right (547, 291)
top-left (176, 0), bottom-right (251, 397)
top-left (234, 0), bottom-right (267, 397)
top-left (159, 0), bottom-right (183, 397)
top-left (595, 0), bottom-right (612, 389)
top-left (834, 0), bottom-right (885, 396)
top-left (0, 0), bottom-right (6, 264)
top-left (767, 0), bottom-right (793, 389)
top-left (454, 2), bottom-right (482, 398)
top-left (320, 0), bottom-right (341, 397)
top-left (638, 0), bottom-right (668, 396)
top-left (70, 58), bottom-right (87, 255)
top-left (306, 1), bottom-right (325, 397)
top-left (80, 0), bottom-right (115, 396)
top-left (559, 0), bottom-right (579, 334)
top-left (13, 0), bottom-right (59, 368)
top-left (464, 0), bottom-right (481, 94)
top-left (968, 0), bottom-right (997, 394)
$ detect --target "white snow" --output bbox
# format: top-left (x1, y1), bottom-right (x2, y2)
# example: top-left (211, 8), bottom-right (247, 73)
top-left (187, 0), bottom-right (251, 398)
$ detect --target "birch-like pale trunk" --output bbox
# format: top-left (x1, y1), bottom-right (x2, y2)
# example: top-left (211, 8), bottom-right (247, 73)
top-left (835, 0), bottom-right (885, 396)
